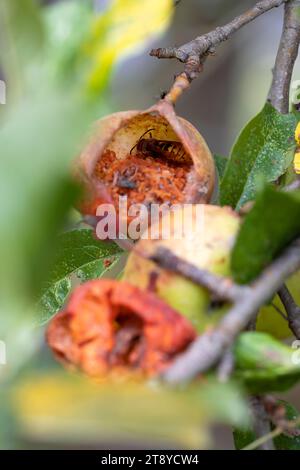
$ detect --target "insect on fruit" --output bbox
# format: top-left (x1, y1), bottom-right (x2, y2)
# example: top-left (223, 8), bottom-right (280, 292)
top-left (294, 122), bottom-right (300, 175)
top-left (130, 129), bottom-right (189, 163)
top-left (77, 104), bottom-right (216, 228)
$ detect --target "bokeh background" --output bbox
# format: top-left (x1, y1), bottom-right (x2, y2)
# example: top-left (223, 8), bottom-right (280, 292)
top-left (44, 0), bottom-right (300, 156)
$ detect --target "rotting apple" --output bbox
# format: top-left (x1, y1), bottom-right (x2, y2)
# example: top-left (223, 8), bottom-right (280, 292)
top-left (46, 279), bottom-right (196, 378)
top-left (76, 100), bottom-right (215, 236)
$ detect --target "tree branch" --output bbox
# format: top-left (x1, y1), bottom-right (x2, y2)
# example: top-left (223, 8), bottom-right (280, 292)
top-left (278, 284), bottom-right (300, 338)
top-left (148, 246), bottom-right (247, 302)
top-left (217, 348), bottom-right (235, 382)
top-left (250, 396), bottom-right (275, 450)
top-left (150, 0), bottom-right (287, 96)
top-left (268, 0), bottom-right (300, 113)
top-left (161, 240), bottom-right (300, 384)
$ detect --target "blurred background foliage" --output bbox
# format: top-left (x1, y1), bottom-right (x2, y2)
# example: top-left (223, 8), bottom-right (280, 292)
top-left (0, 0), bottom-right (299, 450)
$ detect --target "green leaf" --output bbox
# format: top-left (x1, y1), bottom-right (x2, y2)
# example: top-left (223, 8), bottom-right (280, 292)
top-left (43, 0), bottom-right (93, 87)
top-left (38, 229), bottom-right (123, 325)
top-left (273, 401), bottom-right (300, 450)
top-left (231, 185), bottom-right (300, 284)
top-left (233, 427), bottom-right (256, 450)
top-left (0, 0), bottom-right (44, 98)
top-left (0, 87), bottom-right (95, 379)
top-left (38, 279), bottom-right (71, 327)
top-left (0, 90), bottom-right (92, 301)
top-left (214, 154), bottom-right (228, 182)
top-left (0, 0), bottom-right (112, 382)
top-left (220, 103), bottom-right (297, 209)
top-left (233, 332), bottom-right (300, 393)
top-left (0, 390), bottom-right (16, 449)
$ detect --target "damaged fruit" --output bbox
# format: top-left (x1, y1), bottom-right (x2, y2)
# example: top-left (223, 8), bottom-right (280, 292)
top-left (93, 149), bottom-right (189, 208)
top-left (77, 100), bottom-right (215, 232)
top-left (46, 279), bottom-right (196, 378)
top-left (256, 273), bottom-right (299, 339)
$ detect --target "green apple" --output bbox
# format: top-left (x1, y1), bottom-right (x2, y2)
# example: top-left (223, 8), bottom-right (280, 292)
top-left (123, 205), bottom-right (240, 332)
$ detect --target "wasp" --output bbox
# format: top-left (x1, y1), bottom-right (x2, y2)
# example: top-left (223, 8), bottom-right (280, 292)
top-left (294, 122), bottom-right (300, 175)
top-left (130, 129), bottom-right (189, 163)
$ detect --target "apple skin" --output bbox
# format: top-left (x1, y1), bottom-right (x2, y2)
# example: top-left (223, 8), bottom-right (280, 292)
top-left (123, 205), bottom-right (239, 332)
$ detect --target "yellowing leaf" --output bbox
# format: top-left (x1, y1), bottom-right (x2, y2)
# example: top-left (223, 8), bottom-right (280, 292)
top-left (85, 0), bottom-right (174, 93)
top-left (11, 373), bottom-right (248, 449)
top-left (12, 373), bottom-right (208, 448)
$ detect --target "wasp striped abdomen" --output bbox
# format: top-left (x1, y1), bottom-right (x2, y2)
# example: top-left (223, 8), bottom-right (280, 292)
top-left (131, 129), bottom-right (191, 164)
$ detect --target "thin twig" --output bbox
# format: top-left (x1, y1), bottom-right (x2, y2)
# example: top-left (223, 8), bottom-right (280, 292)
top-left (243, 414), bottom-right (300, 450)
top-left (148, 246), bottom-right (247, 302)
top-left (243, 427), bottom-right (282, 450)
top-left (271, 301), bottom-right (288, 320)
top-left (268, 0), bottom-right (300, 113)
top-left (250, 396), bottom-right (275, 450)
top-left (150, 0), bottom-right (287, 93)
top-left (278, 284), bottom-right (300, 338)
top-left (161, 240), bottom-right (300, 384)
